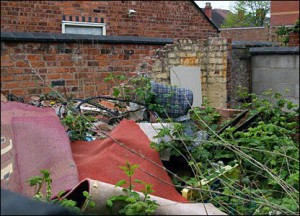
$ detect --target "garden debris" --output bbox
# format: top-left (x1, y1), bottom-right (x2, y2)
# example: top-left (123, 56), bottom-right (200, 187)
top-left (232, 111), bottom-right (261, 133)
top-left (28, 96), bottom-right (41, 106)
top-left (217, 109), bottom-right (249, 134)
top-left (1, 101), bottom-right (226, 215)
top-left (138, 123), bottom-right (174, 161)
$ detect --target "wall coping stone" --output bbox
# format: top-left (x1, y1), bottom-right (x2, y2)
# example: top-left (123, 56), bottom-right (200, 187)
top-left (250, 46), bottom-right (299, 55)
top-left (232, 41), bottom-right (279, 48)
top-left (0, 32), bottom-right (174, 45)
top-left (220, 26), bottom-right (266, 30)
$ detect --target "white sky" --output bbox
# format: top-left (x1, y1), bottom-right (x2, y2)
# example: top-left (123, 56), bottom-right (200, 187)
top-left (195, 1), bottom-right (234, 11)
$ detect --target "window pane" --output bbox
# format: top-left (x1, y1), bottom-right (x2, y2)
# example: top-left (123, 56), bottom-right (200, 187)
top-left (65, 25), bottom-right (103, 35)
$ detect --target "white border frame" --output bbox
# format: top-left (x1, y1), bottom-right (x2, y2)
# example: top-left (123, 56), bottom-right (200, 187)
top-left (62, 21), bottom-right (106, 35)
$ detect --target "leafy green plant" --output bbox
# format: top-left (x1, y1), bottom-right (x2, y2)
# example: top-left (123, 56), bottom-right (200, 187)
top-left (27, 169), bottom-right (53, 202)
top-left (61, 110), bottom-right (95, 141)
top-left (27, 169), bottom-right (95, 214)
top-left (190, 98), bottom-right (221, 132)
top-left (106, 161), bottom-right (159, 215)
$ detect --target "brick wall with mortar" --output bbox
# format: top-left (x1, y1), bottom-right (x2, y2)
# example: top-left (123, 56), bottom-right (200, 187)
top-left (288, 32), bottom-right (300, 46)
top-left (135, 37), bottom-right (231, 108)
top-left (220, 27), bottom-right (270, 42)
top-left (270, 0), bottom-right (299, 26)
top-left (1, 1), bottom-right (218, 39)
top-left (220, 26), bottom-right (299, 47)
top-left (1, 41), bottom-right (162, 99)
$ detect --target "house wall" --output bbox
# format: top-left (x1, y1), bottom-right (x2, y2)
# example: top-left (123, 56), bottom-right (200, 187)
top-left (1, 39), bottom-right (162, 99)
top-left (220, 27), bottom-right (270, 42)
top-left (1, 1), bottom-right (218, 39)
top-left (1, 36), bottom-right (230, 108)
top-left (135, 37), bottom-right (231, 108)
top-left (250, 47), bottom-right (299, 105)
top-left (270, 0), bottom-right (299, 26)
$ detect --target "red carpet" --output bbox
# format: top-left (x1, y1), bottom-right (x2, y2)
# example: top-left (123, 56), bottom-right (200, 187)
top-left (71, 119), bottom-right (187, 202)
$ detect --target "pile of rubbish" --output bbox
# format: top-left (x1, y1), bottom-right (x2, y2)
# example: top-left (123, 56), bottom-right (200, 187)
top-left (1, 91), bottom-right (227, 215)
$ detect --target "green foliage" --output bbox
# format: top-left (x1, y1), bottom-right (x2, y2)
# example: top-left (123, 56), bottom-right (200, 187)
top-left (107, 161), bottom-right (159, 215)
top-left (61, 110), bottom-right (95, 141)
top-left (27, 169), bottom-right (52, 202)
top-left (103, 73), bottom-right (166, 116)
top-left (276, 19), bottom-right (300, 45)
top-left (190, 99), bottom-right (221, 132)
top-left (222, 1), bottom-right (270, 28)
top-left (27, 169), bottom-right (95, 214)
top-left (151, 88), bottom-right (299, 215)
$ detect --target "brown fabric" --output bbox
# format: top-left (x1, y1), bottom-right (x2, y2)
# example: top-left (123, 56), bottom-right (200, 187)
top-left (1, 102), bottom-right (79, 198)
top-left (71, 119), bottom-right (187, 203)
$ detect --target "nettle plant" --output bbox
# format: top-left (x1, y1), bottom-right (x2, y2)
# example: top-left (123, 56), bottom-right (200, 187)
top-left (107, 161), bottom-right (159, 215)
top-left (27, 169), bottom-right (95, 214)
top-left (150, 88), bottom-right (299, 215)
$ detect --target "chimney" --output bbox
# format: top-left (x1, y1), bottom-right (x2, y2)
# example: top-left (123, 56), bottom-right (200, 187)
top-left (204, 2), bottom-right (212, 19)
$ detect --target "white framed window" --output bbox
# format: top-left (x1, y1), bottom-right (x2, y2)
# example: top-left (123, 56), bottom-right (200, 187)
top-left (62, 21), bottom-right (106, 36)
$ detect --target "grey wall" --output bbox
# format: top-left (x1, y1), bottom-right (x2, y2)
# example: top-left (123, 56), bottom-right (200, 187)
top-left (228, 41), bottom-right (276, 108)
top-left (250, 47), bottom-right (299, 105)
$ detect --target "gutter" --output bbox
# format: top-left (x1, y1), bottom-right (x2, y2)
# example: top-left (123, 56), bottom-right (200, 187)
top-left (0, 32), bottom-right (174, 45)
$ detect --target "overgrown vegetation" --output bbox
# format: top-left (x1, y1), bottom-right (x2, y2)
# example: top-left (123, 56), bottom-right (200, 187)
top-left (27, 169), bottom-right (95, 214)
top-left (150, 87), bottom-right (299, 215)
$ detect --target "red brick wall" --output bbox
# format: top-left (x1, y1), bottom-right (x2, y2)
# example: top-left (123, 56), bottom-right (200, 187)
top-left (220, 27), bottom-right (269, 41)
top-left (288, 32), bottom-right (300, 46)
top-left (1, 1), bottom-right (218, 39)
top-left (1, 42), bottom-right (161, 100)
top-left (271, 1), bottom-right (299, 26)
